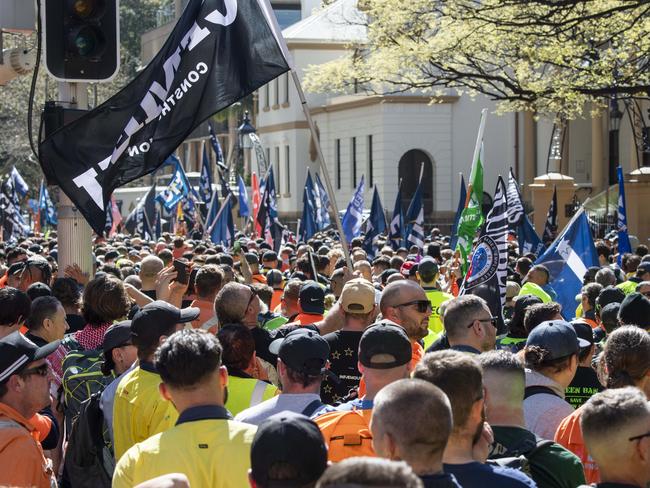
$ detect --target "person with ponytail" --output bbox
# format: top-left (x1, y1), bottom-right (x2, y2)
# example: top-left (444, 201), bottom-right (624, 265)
top-left (554, 326), bottom-right (650, 483)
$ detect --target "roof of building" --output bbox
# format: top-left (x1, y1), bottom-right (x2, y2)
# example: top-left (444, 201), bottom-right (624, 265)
top-left (282, 0), bottom-right (366, 45)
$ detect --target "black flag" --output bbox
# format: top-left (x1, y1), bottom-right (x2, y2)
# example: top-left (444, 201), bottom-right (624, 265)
top-left (39, 0), bottom-right (290, 234)
top-left (543, 185), bottom-right (558, 244)
top-left (461, 176), bottom-right (509, 334)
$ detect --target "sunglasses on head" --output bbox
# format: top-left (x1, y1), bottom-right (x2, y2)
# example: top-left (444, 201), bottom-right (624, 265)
top-left (395, 299), bottom-right (432, 313)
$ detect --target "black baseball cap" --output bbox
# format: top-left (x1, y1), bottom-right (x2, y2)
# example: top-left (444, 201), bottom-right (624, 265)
top-left (299, 281), bottom-right (325, 315)
top-left (618, 292), bottom-right (650, 328)
top-left (262, 251), bottom-right (278, 262)
top-left (131, 301), bottom-right (200, 342)
top-left (525, 319), bottom-right (590, 359)
top-left (0, 331), bottom-right (59, 384)
top-left (266, 269), bottom-right (283, 287)
top-left (269, 329), bottom-right (329, 376)
top-left (250, 412), bottom-right (328, 487)
top-left (103, 320), bottom-right (133, 353)
top-left (637, 262), bottom-right (650, 275)
top-left (570, 320), bottom-right (595, 348)
top-left (418, 257), bottom-right (439, 279)
top-left (245, 252), bottom-right (260, 265)
top-left (596, 286), bottom-right (626, 309)
top-left (513, 294), bottom-right (543, 319)
top-left (359, 321), bottom-right (411, 369)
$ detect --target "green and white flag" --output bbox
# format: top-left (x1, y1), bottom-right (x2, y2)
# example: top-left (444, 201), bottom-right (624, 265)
top-left (455, 109), bottom-right (487, 273)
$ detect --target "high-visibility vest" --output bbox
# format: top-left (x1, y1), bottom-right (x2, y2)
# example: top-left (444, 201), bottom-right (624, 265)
top-left (225, 376), bottom-right (278, 417)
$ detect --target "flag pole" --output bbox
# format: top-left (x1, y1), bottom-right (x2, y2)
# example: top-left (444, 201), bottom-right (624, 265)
top-left (463, 108), bottom-right (488, 208)
top-left (289, 70), bottom-right (353, 268)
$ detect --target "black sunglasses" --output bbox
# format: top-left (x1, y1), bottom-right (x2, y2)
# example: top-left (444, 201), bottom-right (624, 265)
top-left (246, 285), bottom-right (258, 308)
top-left (629, 430), bottom-right (650, 442)
top-left (467, 316), bottom-right (499, 328)
top-left (395, 300), bottom-right (432, 313)
top-left (20, 364), bottom-right (49, 378)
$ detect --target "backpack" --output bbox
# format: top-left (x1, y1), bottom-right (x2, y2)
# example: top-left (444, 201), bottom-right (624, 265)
top-left (314, 408), bottom-right (374, 462)
top-left (488, 436), bottom-right (555, 478)
top-left (63, 391), bottom-right (114, 488)
top-left (61, 335), bottom-right (114, 435)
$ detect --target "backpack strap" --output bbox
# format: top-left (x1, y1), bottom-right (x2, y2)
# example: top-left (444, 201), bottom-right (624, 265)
top-left (524, 385), bottom-right (561, 399)
top-left (526, 439), bottom-right (556, 458)
top-left (301, 399), bottom-right (323, 417)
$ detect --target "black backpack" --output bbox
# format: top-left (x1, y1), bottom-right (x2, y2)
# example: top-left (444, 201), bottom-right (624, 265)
top-left (63, 391), bottom-right (114, 488)
top-left (488, 436), bottom-right (555, 478)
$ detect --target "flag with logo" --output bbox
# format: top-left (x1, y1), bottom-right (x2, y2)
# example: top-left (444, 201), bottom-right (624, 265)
top-left (506, 168), bottom-right (525, 231)
top-left (616, 166), bottom-right (632, 264)
top-left (39, 0), bottom-right (291, 234)
top-left (449, 174), bottom-right (466, 250)
top-left (10, 167), bottom-right (29, 198)
top-left (542, 185), bottom-right (558, 244)
top-left (363, 187), bottom-right (387, 257)
top-left (456, 109), bottom-right (487, 273)
top-left (405, 173), bottom-right (425, 249)
top-left (199, 143), bottom-right (213, 204)
top-left (342, 175), bottom-right (365, 243)
top-left (208, 120), bottom-right (228, 173)
top-left (257, 166), bottom-right (283, 250)
top-left (518, 214), bottom-right (545, 257)
top-left (38, 181), bottom-right (58, 226)
top-left (461, 176), bottom-right (509, 332)
top-left (314, 172), bottom-right (331, 230)
top-left (208, 194), bottom-right (235, 246)
top-left (389, 182), bottom-right (404, 249)
top-left (157, 162), bottom-right (191, 211)
top-left (535, 209), bottom-right (598, 320)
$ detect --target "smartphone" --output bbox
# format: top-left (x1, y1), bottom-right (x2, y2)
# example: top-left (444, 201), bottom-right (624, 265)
top-left (173, 259), bottom-right (190, 285)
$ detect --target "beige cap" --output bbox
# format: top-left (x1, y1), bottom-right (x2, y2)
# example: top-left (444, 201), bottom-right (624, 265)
top-left (506, 281), bottom-right (521, 299)
top-left (341, 278), bottom-right (376, 313)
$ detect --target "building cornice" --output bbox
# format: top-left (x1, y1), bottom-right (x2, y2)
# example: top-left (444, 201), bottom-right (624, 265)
top-left (257, 120), bottom-right (310, 134)
top-left (309, 95), bottom-right (459, 115)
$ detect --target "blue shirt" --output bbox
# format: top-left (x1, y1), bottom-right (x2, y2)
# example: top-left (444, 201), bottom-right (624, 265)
top-left (420, 472), bottom-right (463, 488)
top-left (312, 398), bottom-right (373, 418)
top-left (444, 462), bottom-right (537, 488)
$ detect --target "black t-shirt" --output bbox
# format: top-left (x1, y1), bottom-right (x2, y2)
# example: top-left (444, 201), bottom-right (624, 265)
top-left (250, 324), bottom-right (318, 365)
top-left (321, 330), bottom-right (363, 405)
top-left (419, 473), bottom-right (462, 488)
top-left (141, 289), bottom-right (157, 300)
top-left (66, 314), bottom-right (86, 334)
top-left (565, 366), bottom-right (604, 409)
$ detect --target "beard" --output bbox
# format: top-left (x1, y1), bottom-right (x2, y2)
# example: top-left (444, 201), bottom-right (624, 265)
top-left (472, 406), bottom-right (487, 445)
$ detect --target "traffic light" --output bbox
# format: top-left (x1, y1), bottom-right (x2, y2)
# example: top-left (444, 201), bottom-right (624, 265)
top-left (43, 0), bottom-right (119, 82)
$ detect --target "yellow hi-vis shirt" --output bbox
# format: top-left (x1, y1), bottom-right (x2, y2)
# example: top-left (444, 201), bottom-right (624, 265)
top-left (225, 375), bottom-right (278, 417)
top-left (113, 363), bottom-right (178, 460)
top-left (422, 288), bottom-right (453, 350)
top-left (113, 405), bottom-right (256, 488)
top-left (518, 282), bottom-right (552, 303)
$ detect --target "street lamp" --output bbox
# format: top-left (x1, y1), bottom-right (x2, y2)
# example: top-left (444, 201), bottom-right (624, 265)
top-left (609, 96), bottom-right (623, 185)
top-left (237, 110), bottom-right (256, 183)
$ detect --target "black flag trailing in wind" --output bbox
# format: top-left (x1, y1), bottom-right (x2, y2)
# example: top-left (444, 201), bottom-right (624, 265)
top-left (460, 176), bottom-right (509, 334)
top-left (39, 0), bottom-right (290, 234)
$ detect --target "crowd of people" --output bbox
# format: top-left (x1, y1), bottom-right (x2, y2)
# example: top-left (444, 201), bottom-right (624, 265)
top-left (0, 227), bottom-right (649, 488)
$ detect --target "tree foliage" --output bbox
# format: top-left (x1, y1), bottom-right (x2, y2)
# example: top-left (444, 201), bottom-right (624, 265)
top-left (304, 0), bottom-right (650, 119)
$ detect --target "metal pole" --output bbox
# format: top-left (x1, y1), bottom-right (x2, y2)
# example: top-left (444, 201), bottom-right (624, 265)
top-left (56, 81), bottom-right (94, 278)
top-left (289, 69), bottom-right (353, 268)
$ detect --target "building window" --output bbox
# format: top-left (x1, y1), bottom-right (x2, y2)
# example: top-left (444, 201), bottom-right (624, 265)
top-left (273, 78), bottom-right (279, 107)
top-left (272, 3), bottom-right (301, 29)
top-left (367, 135), bottom-right (373, 188)
top-left (351, 136), bottom-right (357, 188)
top-left (275, 146), bottom-right (281, 195)
top-left (283, 73), bottom-right (290, 105)
top-left (643, 127), bottom-right (650, 167)
top-left (335, 139), bottom-right (341, 190)
top-left (263, 83), bottom-right (270, 110)
top-left (285, 145), bottom-right (290, 194)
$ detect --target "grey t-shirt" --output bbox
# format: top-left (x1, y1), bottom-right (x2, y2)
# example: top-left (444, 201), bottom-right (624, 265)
top-left (234, 393), bottom-right (322, 425)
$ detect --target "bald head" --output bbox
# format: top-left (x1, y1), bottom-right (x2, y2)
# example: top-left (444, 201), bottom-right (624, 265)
top-left (478, 350), bottom-right (525, 422)
top-left (214, 282), bottom-right (250, 324)
top-left (380, 280), bottom-right (426, 314)
top-left (139, 255), bottom-right (164, 282)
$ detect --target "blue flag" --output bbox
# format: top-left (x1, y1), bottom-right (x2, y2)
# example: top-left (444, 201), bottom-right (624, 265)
top-left (199, 144), bottom-right (213, 204)
top-left (238, 175), bottom-right (250, 218)
top-left (313, 172), bottom-right (330, 230)
top-left (405, 178), bottom-right (425, 249)
top-left (155, 209), bottom-right (162, 239)
top-left (208, 196), bottom-right (234, 246)
top-left (543, 186), bottom-right (558, 244)
top-left (135, 204), bottom-right (153, 240)
top-left (208, 121), bottom-right (227, 172)
top-left (450, 175), bottom-right (466, 250)
top-left (363, 187), bottom-right (387, 257)
top-left (342, 175), bottom-right (365, 243)
top-left (389, 183), bottom-right (404, 249)
top-left (38, 181), bottom-right (58, 226)
top-left (535, 209), bottom-right (598, 320)
top-left (301, 171), bottom-right (318, 242)
top-left (616, 166), bottom-right (632, 264)
top-left (10, 167), bottom-right (29, 198)
top-left (518, 214), bottom-right (545, 257)
top-left (157, 161), bottom-right (191, 211)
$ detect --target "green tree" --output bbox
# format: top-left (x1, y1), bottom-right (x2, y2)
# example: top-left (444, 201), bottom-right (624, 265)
top-left (304, 0), bottom-right (650, 120)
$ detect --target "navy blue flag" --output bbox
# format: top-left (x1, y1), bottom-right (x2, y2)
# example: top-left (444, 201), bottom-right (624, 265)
top-left (535, 209), bottom-right (598, 320)
top-left (237, 175), bottom-right (250, 218)
top-left (314, 172), bottom-right (331, 230)
top-left (405, 177), bottom-right (425, 249)
top-left (461, 176), bottom-right (509, 332)
top-left (449, 174), bottom-right (466, 250)
top-left (199, 144), bottom-right (213, 204)
top-left (208, 120), bottom-right (228, 173)
top-left (301, 171), bottom-right (318, 242)
top-left (155, 209), bottom-right (162, 239)
top-left (543, 186), bottom-right (558, 244)
top-left (363, 187), bottom-right (387, 257)
top-left (10, 167), bottom-right (29, 198)
top-left (342, 175), bottom-right (365, 243)
top-left (389, 182), bottom-right (404, 249)
top-left (39, 0), bottom-right (291, 234)
top-left (157, 161), bottom-right (191, 211)
top-left (135, 204), bottom-right (153, 240)
top-left (38, 181), bottom-right (58, 226)
top-left (257, 167), bottom-right (283, 251)
top-left (617, 166), bottom-right (632, 264)
top-left (518, 214), bottom-right (545, 257)
top-left (208, 195), bottom-right (234, 246)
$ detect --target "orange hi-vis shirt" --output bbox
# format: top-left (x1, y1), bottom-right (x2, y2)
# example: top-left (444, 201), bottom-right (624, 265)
top-left (555, 406), bottom-right (600, 484)
top-left (270, 289), bottom-right (283, 312)
top-left (0, 402), bottom-right (56, 488)
top-left (288, 313), bottom-right (324, 327)
top-left (358, 340), bottom-right (423, 398)
top-left (189, 298), bottom-right (218, 334)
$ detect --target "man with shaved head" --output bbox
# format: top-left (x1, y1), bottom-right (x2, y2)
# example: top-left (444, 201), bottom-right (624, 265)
top-left (139, 255), bottom-right (164, 300)
top-left (478, 350), bottom-right (585, 488)
top-left (581, 387), bottom-right (650, 488)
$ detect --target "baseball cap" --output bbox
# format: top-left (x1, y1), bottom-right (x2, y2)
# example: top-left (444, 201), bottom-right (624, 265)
top-left (506, 281), bottom-right (521, 300)
top-left (417, 258), bottom-right (439, 280)
top-left (525, 320), bottom-right (590, 359)
top-left (269, 328), bottom-right (330, 376)
top-left (245, 252), bottom-right (260, 265)
top-left (618, 292), bottom-right (650, 328)
top-left (513, 294), bottom-right (543, 318)
top-left (262, 251), bottom-right (278, 262)
top-left (299, 281), bottom-right (325, 314)
top-left (596, 286), bottom-right (625, 309)
top-left (399, 261), bottom-right (417, 278)
top-left (266, 269), bottom-right (283, 287)
top-left (250, 411), bottom-right (328, 487)
top-left (359, 321), bottom-right (411, 369)
top-left (340, 278), bottom-right (375, 314)
top-left (131, 301), bottom-right (200, 342)
top-left (638, 262), bottom-right (650, 275)
top-left (570, 320), bottom-right (595, 348)
top-left (0, 331), bottom-right (59, 384)
top-left (103, 320), bottom-right (133, 353)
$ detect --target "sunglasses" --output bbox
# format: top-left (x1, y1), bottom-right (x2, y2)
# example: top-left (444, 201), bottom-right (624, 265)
top-left (467, 316), bottom-right (499, 328)
top-left (246, 285), bottom-right (258, 308)
top-left (629, 430), bottom-right (650, 442)
top-left (395, 300), bottom-right (432, 313)
top-left (20, 364), bottom-right (49, 378)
